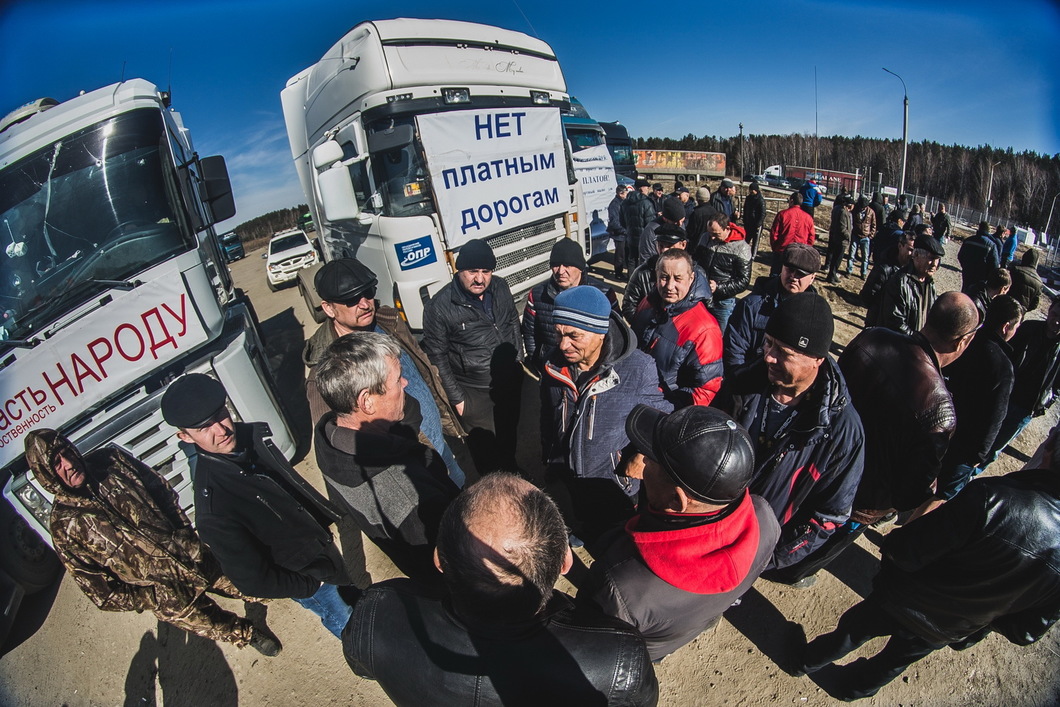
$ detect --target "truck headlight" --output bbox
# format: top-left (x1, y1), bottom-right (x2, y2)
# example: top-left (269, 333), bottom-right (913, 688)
top-left (530, 91), bottom-right (550, 105)
top-left (442, 87), bottom-right (470, 104)
top-left (15, 482), bottom-right (52, 527)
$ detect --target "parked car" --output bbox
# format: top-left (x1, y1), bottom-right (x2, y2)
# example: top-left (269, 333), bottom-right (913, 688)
top-left (265, 228), bottom-right (318, 291)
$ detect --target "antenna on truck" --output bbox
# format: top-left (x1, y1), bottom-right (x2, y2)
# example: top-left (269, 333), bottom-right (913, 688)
top-left (510, 0), bottom-right (539, 37)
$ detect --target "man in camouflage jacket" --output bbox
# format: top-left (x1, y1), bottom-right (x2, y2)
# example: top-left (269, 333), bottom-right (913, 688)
top-left (24, 429), bottom-right (278, 655)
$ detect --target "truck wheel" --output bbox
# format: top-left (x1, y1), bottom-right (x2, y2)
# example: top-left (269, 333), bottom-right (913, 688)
top-left (0, 501), bottom-right (62, 594)
top-left (299, 277), bottom-right (326, 323)
top-left (267, 278), bottom-right (278, 292)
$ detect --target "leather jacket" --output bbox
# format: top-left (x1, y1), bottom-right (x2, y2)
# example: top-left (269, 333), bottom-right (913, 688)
top-left (693, 223), bottom-right (751, 301)
top-left (344, 579), bottom-right (659, 706)
top-left (879, 265), bottom-right (937, 335)
top-left (838, 328), bottom-right (955, 513)
top-left (875, 469), bottom-right (1060, 646)
top-left (421, 275), bottom-right (523, 403)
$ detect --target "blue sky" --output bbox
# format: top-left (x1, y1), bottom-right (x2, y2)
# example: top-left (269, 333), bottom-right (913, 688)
top-left (2, 0), bottom-right (1057, 229)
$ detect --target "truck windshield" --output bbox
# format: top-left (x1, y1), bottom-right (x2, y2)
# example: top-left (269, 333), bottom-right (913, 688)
top-left (366, 117), bottom-right (435, 219)
top-left (0, 109), bottom-right (191, 342)
top-left (609, 144), bottom-right (636, 167)
top-left (565, 126), bottom-right (606, 153)
top-left (270, 233), bottom-right (309, 253)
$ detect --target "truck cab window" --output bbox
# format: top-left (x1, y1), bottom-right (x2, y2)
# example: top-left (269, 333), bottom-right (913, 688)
top-left (366, 117), bottom-right (434, 218)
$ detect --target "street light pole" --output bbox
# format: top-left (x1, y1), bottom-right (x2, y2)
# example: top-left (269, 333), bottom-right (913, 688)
top-left (739, 123), bottom-right (744, 182)
top-left (986, 160), bottom-right (1002, 223)
top-left (882, 68), bottom-right (908, 198)
top-left (1045, 192), bottom-right (1059, 240)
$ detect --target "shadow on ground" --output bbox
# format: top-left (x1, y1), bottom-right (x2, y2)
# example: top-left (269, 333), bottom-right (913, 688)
top-left (123, 622), bottom-right (239, 707)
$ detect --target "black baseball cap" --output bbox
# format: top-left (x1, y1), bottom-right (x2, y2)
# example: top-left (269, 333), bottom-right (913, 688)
top-left (626, 405), bottom-right (754, 504)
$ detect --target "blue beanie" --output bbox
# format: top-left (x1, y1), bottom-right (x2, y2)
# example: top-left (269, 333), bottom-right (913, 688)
top-left (553, 286), bottom-right (611, 335)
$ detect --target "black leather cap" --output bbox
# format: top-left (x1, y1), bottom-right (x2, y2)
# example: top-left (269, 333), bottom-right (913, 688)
top-left (626, 404), bottom-right (754, 504)
top-left (314, 258), bottom-right (378, 302)
top-left (160, 373), bottom-right (227, 429)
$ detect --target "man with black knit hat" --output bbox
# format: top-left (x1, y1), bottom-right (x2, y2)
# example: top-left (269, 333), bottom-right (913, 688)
top-left (540, 286), bottom-right (670, 550)
top-left (422, 238), bottom-right (524, 473)
top-left (160, 374), bottom-right (353, 638)
top-left (578, 405), bottom-right (779, 660)
top-left (522, 238), bottom-right (618, 368)
top-left (714, 292), bottom-right (864, 585)
top-left (304, 258), bottom-right (468, 486)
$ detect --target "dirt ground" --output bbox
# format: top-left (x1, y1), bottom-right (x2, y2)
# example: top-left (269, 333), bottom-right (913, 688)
top-left (2, 199), bottom-right (1059, 706)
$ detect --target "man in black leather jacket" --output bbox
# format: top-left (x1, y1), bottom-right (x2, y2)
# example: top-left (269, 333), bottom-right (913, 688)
top-left (798, 465), bottom-right (1060, 701)
top-left (342, 473), bottom-right (659, 706)
top-left (421, 238), bottom-right (524, 473)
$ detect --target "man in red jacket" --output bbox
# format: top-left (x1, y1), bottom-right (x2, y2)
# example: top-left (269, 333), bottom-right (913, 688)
top-left (770, 192), bottom-right (817, 275)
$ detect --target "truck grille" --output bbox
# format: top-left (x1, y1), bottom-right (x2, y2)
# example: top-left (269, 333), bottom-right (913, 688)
top-left (486, 217), bottom-right (562, 288)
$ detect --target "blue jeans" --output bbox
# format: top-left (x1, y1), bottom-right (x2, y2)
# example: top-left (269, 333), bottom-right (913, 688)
top-left (981, 404), bottom-right (1034, 471)
top-left (709, 297), bottom-right (736, 334)
top-left (936, 462), bottom-right (976, 500)
top-left (846, 237), bottom-right (870, 275)
top-left (293, 583), bottom-right (352, 638)
top-left (394, 344), bottom-right (466, 488)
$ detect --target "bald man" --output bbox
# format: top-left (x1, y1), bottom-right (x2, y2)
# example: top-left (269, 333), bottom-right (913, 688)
top-left (787, 292), bottom-right (980, 580)
top-left (342, 474), bottom-right (659, 706)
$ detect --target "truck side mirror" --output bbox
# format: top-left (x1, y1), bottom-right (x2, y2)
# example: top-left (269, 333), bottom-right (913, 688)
top-left (313, 140), bottom-right (361, 221)
top-left (199, 155), bottom-right (237, 224)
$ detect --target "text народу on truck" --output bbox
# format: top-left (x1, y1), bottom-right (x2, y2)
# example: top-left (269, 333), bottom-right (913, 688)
top-left (0, 80), bottom-right (295, 627)
top-left (281, 18), bottom-right (588, 329)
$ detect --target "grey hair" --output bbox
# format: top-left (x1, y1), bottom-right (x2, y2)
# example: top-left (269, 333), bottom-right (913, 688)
top-left (315, 331), bottom-right (401, 415)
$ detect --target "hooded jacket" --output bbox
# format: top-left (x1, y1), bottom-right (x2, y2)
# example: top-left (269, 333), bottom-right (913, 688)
top-left (1009, 250), bottom-right (1044, 312)
top-left (693, 222), bottom-right (751, 301)
top-left (26, 430), bottom-right (226, 613)
top-left (632, 271), bottom-right (724, 407)
top-left (875, 469), bottom-right (1060, 646)
top-left (541, 312), bottom-right (671, 491)
top-left (522, 273), bottom-right (618, 367)
top-left (578, 491), bottom-right (779, 660)
top-left (314, 412), bottom-right (458, 586)
top-left (713, 357), bottom-right (865, 568)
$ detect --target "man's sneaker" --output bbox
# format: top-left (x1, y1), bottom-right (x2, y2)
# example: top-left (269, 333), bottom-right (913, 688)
top-left (249, 628), bottom-right (282, 657)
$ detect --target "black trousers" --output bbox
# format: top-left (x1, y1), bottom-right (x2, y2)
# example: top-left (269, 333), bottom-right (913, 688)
top-left (804, 594), bottom-right (941, 699)
top-left (458, 372), bottom-right (523, 474)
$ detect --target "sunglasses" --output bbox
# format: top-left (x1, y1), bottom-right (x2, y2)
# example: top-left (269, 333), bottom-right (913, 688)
top-left (336, 286), bottom-right (377, 306)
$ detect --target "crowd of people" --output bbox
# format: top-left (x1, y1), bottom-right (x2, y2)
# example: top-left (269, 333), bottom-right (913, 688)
top-left (25, 179), bottom-right (1060, 704)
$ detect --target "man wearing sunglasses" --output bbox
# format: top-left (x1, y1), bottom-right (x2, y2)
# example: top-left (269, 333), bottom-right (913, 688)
top-left (725, 243), bottom-right (820, 378)
top-left (304, 258), bottom-right (469, 487)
